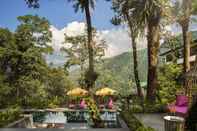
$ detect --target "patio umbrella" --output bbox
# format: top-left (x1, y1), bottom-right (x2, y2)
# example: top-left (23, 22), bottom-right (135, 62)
top-left (95, 87), bottom-right (117, 96)
top-left (67, 87), bottom-right (88, 97)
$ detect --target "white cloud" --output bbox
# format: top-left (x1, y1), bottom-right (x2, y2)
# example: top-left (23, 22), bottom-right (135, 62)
top-left (49, 21), bottom-right (86, 51)
top-left (100, 28), bottom-right (147, 57)
top-left (47, 21), bottom-right (147, 65)
top-left (99, 28), bottom-right (131, 57)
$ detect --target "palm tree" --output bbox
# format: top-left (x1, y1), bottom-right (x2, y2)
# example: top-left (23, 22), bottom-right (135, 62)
top-left (129, 0), bottom-right (169, 102)
top-left (176, 0), bottom-right (192, 73)
top-left (25, 0), bottom-right (97, 89)
top-left (67, 0), bottom-right (96, 89)
top-left (111, 0), bottom-right (143, 98)
top-left (173, 0), bottom-right (197, 73)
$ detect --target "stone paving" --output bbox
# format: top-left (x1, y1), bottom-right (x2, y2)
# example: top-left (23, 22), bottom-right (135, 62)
top-left (134, 113), bottom-right (165, 131)
top-left (0, 117), bottom-right (129, 131)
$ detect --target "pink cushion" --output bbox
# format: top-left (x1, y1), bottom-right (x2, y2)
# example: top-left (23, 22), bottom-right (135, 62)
top-left (175, 105), bottom-right (188, 114)
top-left (108, 99), bottom-right (113, 109)
top-left (79, 99), bottom-right (87, 109)
top-left (176, 95), bottom-right (188, 106)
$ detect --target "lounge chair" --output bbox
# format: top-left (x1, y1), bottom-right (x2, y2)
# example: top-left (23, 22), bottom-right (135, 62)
top-left (168, 95), bottom-right (189, 117)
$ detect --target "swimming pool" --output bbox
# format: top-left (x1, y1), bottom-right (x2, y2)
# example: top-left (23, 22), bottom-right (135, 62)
top-left (32, 110), bottom-right (120, 128)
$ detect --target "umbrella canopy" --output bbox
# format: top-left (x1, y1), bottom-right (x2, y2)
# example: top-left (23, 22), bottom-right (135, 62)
top-left (67, 87), bottom-right (88, 96)
top-left (95, 87), bottom-right (117, 96)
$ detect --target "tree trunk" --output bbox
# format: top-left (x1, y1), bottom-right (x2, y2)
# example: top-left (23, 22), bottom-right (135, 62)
top-left (182, 26), bottom-right (191, 73)
top-left (84, 0), bottom-right (95, 89)
top-left (131, 38), bottom-right (143, 97)
top-left (126, 13), bottom-right (143, 98)
top-left (146, 22), bottom-right (160, 103)
top-left (181, 0), bottom-right (191, 73)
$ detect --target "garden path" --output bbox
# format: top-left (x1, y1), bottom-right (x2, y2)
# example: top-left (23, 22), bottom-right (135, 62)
top-left (134, 113), bottom-right (165, 131)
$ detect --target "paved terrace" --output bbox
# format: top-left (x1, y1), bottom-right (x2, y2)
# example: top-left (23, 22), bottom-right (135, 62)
top-left (134, 113), bottom-right (165, 131)
top-left (0, 129), bottom-right (128, 131)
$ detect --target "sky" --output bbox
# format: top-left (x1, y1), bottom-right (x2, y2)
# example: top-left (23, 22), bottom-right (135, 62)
top-left (0, 0), bottom-right (197, 66)
top-left (0, 0), bottom-right (136, 66)
top-left (0, 0), bottom-right (114, 30)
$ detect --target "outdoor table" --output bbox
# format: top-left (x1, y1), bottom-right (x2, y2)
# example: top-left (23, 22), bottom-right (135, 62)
top-left (163, 115), bottom-right (185, 131)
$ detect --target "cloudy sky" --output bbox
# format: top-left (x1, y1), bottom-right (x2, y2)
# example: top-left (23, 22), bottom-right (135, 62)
top-left (0, 0), bottom-right (147, 66)
top-left (45, 21), bottom-right (140, 66)
top-left (0, 0), bottom-right (197, 66)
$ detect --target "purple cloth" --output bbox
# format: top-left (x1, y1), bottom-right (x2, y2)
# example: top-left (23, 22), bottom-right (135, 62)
top-left (175, 105), bottom-right (188, 114)
top-left (176, 95), bottom-right (188, 106)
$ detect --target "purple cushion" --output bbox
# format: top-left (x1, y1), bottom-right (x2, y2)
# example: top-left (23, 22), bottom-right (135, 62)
top-left (175, 105), bottom-right (188, 114)
top-left (176, 95), bottom-right (188, 106)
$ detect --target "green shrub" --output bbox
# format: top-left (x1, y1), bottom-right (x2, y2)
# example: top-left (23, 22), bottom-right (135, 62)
top-left (143, 102), bottom-right (166, 113)
top-left (121, 110), bottom-right (143, 130)
top-left (132, 105), bottom-right (143, 113)
top-left (0, 106), bottom-right (21, 127)
top-left (158, 64), bottom-right (182, 105)
top-left (136, 126), bottom-right (155, 131)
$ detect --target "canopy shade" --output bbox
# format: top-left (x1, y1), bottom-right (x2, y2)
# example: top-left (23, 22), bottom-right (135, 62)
top-left (95, 87), bottom-right (117, 96)
top-left (67, 87), bottom-right (88, 96)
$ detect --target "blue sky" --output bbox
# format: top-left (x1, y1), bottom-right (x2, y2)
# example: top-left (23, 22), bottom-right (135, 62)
top-left (0, 0), bottom-right (133, 66)
top-left (0, 0), bottom-right (115, 31)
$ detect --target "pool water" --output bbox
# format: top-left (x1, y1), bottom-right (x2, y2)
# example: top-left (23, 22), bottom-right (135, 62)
top-left (32, 111), bottom-right (120, 128)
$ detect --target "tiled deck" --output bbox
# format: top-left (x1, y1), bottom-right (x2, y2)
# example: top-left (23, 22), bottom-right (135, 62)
top-left (134, 113), bottom-right (165, 131)
top-left (0, 129), bottom-right (128, 131)
top-left (0, 117), bottom-right (129, 131)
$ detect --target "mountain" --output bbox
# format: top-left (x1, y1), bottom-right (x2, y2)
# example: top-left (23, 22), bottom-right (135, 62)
top-left (69, 49), bottom-right (148, 96)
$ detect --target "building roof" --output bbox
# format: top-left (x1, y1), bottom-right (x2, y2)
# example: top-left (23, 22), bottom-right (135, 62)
top-left (160, 42), bottom-right (197, 56)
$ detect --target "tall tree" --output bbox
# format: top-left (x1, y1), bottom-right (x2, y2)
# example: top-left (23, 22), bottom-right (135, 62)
top-left (0, 15), bottom-right (53, 107)
top-left (67, 0), bottom-right (96, 89)
top-left (129, 0), bottom-right (170, 102)
top-left (62, 29), bottom-right (106, 87)
top-left (173, 0), bottom-right (197, 73)
top-left (111, 0), bottom-right (143, 97)
top-left (25, 0), bottom-right (97, 89)
top-left (178, 0), bottom-right (192, 73)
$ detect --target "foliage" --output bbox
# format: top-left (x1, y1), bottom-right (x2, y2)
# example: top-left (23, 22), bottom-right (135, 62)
top-left (0, 106), bottom-right (21, 127)
top-left (186, 101), bottom-right (197, 131)
top-left (160, 35), bottom-right (182, 62)
top-left (62, 29), bottom-right (106, 88)
top-left (85, 97), bottom-right (103, 127)
top-left (121, 109), bottom-right (143, 131)
top-left (136, 126), bottom-right (155, 131)
top-left (111, 0), bottom-right (145, 98)
top-left (158, 64), bottom-right (182, 104)
top-left (96, 50), bottom-right (147, 97)
top-left (45, 68), bottom-right (72, 107)
top-left (143, 103), bottom-right (166, 113)
top-left (24, 0), bottom-right (39, 8)
top-left (14, 76), bottom-right (48, 108)
top-left (121, 108), bottom-right (155, 130)
top-left (0, 15), bottom-right (71, 109)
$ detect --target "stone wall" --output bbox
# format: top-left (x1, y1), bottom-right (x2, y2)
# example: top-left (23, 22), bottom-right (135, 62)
top-left (5, 115), bottom-right (33, 128)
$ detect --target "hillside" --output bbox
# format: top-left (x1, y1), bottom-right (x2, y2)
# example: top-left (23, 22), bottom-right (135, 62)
top-left (69, 49), bottom-right (148, 96)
